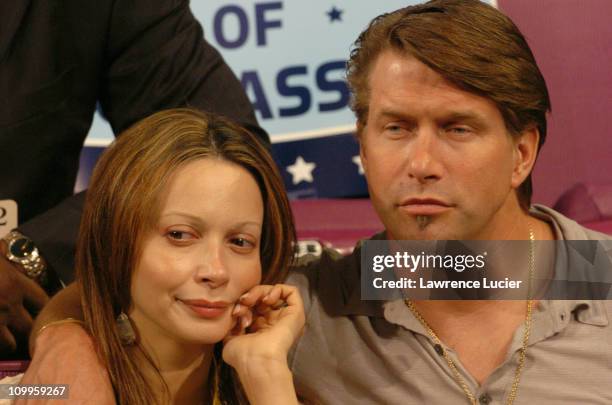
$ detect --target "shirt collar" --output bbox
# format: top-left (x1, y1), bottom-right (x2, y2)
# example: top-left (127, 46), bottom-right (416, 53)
top-left (381, 298), bottom-right (608, 341)
top-left (343, 209), bottom-right (609, 330)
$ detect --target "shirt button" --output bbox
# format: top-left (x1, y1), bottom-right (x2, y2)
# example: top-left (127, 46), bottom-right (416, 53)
top-left (479, 393), bottom-right (492, 404)
top-left (433, 344), bottom-right (444, 355)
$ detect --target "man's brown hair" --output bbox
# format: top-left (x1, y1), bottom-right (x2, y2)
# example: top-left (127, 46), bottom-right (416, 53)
top-left (347, 0), bottom-right (551, 209)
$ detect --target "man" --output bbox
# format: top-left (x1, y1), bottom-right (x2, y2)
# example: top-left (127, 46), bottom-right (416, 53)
top-left (22, 0), bottom-right (612, 403)
top-left (0, 0), bottom-right (266, 357)
top-left (287, 1), bottom-right (611, 403)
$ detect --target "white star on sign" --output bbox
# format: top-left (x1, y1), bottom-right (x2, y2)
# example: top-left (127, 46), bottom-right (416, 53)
top-left (352, 155), bottom-right (364, 175)
top-left (287, 156), bottom-right (316, 185)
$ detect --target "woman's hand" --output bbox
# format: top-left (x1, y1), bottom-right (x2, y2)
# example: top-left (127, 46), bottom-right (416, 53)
top-left (222, 284), bottom-right (304, 405)
top-left (223, 284), bottom-right (304, 370)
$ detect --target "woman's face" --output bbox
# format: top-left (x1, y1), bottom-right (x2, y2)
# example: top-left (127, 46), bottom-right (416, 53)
top-left (129, 158), bottom-right (264, 346)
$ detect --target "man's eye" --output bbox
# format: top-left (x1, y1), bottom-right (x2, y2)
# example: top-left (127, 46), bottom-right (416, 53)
top-left (385, 124), bottom-right (404, 133)
top-left (447, 126), bottom-right (472, 135)
top-left (383, 124), bottom-right (410, 139)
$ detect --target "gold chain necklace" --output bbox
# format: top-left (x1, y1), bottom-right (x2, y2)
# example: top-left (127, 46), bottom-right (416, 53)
top-left (405, 226), bottom-right (535, 405)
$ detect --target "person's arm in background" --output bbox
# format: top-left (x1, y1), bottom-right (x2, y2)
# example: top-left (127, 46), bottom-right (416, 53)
top-left (0, 0), bottom-right (267, 356)
top-left (0, 242), bottom-right (48, 358)
top-left (98, 0), bottom-right (267, 143)
top-left (0, 194), bottom-right (83, 358)
top-left (27, 283), bottom-right (82, 356)
top-left (18, 285), bottom-right (115, 405)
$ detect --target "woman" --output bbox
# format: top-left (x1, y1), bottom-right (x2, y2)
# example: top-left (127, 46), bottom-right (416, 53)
top-left (22, 109), bottom-right (303, 404)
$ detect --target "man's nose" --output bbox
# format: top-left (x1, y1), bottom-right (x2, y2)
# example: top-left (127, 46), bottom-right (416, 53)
top-left (406, 128), bottom-right (443, 184)
top-left (196, 239), bottom-right (230, 288)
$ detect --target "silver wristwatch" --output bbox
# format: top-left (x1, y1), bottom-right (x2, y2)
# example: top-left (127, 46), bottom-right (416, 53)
top-left (2, 231), bottom-right (47, 280)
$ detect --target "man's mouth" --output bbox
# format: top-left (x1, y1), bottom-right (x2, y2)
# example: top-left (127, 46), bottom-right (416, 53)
top-left (398, 197), bottom-right (453, 216)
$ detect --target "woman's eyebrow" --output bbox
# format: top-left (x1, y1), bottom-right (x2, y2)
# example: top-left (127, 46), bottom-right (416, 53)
top-left (160, 212), bottom-right (262, 229)
top-left (232, 221), bottom-right (262, 229)
top-left (160, 211), bottom-right (206, 226)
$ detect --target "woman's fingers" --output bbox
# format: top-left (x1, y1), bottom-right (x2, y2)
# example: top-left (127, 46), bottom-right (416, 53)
top-left (231, 284), bottom-right (304, 337)
top-left (223, 284), bottom-right (305, 371)
top-left (225, 308), bottom-right (254, 343)
top-left (241, 309), bottom-right (253, 330)
top-left (248, 285), bottom-right (305, 334)
top-left (263, 284), bottom-right (303, 314)
top-left (262, 284), bottom-right (283, 306)
top-left (238, 285), bottom-right (274, 307)
top-left (240, 284), bottom-right (301, 312)
top-left (231, 302), bottom-right (249, 317)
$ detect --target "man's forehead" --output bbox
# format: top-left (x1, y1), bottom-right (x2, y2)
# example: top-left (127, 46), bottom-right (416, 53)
top-left (365, 51), bottom-right (503, 122)
top-left (369, 50), bottom-right (450, 88)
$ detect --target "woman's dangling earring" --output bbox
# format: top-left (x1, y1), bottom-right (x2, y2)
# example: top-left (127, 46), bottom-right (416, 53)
top-left (116, 312), bottom-right (136, 345)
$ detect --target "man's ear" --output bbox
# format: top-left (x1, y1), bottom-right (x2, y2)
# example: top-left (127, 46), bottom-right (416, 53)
top-left (511, 126), bottom-right (539, 188)
top-left (357, 121), bottom-right (368, 175)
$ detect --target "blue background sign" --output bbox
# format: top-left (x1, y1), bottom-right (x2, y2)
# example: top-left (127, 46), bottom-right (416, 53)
top-left (79, 1), bottom-right (494, 198)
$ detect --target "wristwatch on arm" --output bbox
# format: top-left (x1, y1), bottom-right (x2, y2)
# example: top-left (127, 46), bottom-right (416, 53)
top-left (1, 230), bottom-right (60, 292)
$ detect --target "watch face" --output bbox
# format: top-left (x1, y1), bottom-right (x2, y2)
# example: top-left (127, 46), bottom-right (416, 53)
top-left (10, 238), bottom-right (35, 259)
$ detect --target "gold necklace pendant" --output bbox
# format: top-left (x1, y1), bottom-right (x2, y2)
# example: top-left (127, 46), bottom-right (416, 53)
top-left (405, 225), bottom-right (535, 405)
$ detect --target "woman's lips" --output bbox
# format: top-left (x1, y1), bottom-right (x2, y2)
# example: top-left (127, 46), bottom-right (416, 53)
top-left (179, 299), bottom-right (230, 319)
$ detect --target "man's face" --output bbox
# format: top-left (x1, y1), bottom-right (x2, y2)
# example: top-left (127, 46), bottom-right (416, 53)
top-left (360, 50), bottom-right (532, 240)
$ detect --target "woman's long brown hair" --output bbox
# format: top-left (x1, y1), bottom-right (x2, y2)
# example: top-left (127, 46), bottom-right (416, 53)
top-left (76, 109), bottom-right (296, 404)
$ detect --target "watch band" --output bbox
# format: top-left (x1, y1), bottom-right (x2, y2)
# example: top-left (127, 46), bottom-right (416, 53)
top-left (2, 230), bottom-right (47, 280)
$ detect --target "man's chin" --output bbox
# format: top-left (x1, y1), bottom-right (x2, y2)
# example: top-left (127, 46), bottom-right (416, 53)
top-left (386, 214), bottom-right (457, 241)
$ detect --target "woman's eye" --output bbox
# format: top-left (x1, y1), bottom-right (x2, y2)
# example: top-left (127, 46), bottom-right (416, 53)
top-left (230, 237), bottom-right (255, 249)
top-left (167, 230), bottom-right (194, 241)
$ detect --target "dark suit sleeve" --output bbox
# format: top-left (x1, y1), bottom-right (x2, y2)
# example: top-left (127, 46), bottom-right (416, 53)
top-left (17, 0), bottom-right (267, 286)
top-left (99, 0), bottom-right (267, 141)
top-left (18, 192), bottom-right (86, 285)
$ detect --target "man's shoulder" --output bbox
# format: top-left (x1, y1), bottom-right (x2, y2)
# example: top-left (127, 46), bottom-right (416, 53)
top-left (287, 244), bottom-right (361, 291)
top-left (534, 205), bottom-right (612, 266)
top-left (286, 235), bottom-right (382, 315)
top-left (533, 205), bottom-right (612, 241)
top-left (287, 232), bottom-right (387, 283)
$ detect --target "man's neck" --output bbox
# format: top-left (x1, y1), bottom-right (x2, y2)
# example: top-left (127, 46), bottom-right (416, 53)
top-left (408, 211), bottom-right (556, 384)
top-left (412, 299), bottom-right (527, 321)
top-left (412, 299), bottom-right (529, 385)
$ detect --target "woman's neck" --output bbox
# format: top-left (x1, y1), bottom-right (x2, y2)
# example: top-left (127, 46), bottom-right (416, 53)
top-left (160, 351), bottom-right (213, 405)
top-left (134, 337), bottom-right (215, 405)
